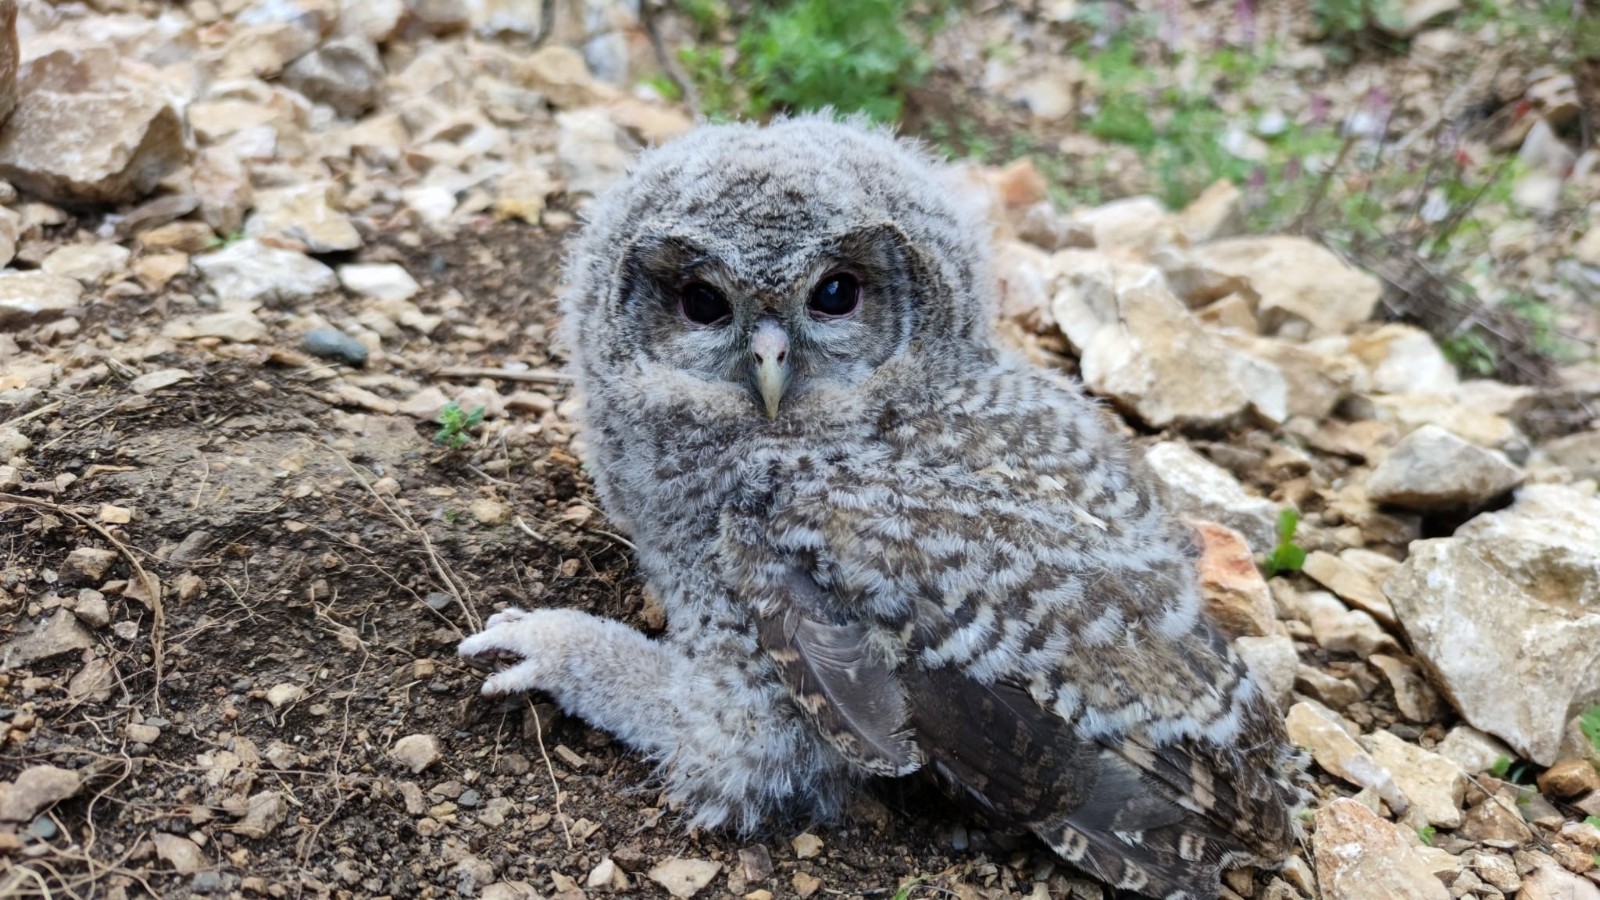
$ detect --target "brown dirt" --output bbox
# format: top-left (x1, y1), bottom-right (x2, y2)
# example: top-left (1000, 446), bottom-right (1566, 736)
top-left (1, 221), bottom-right (1138, 900)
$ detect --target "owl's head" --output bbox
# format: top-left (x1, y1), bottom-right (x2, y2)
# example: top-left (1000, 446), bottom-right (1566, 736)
top-left (564, 115), bottom-right (995, 423)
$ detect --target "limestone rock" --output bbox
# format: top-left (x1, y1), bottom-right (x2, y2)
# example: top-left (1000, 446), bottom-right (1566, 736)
top-left (41, 243), bottom-right (131, 284)
top-left (1175, 179), bottom-right (1244, 244)
top-left (390, 733), bottom-right (441, 773)
top-left (338, 263), bottom-right (420, 303)
top-left (1366, 424), bottom-right (1524, 511)
top-left (195, 239), bottom-right (338, 309)
top-left (0, 271), bottom-right (83, 330)
top-left (1193, 521), bottom-right (1275, 637)
top-left (1301, 550), bottom-right (1397, 626)
top-left (1074, 275), bottom-right (1287, 429)
top-left (1069, 195), bottom-right (1177, 251)
top-left (0, 765), bottom-right (83, 821)
top-left (516, 45), bottom-right (616, 110)
top-left (282, 37), bottom-right (384, 118)
top-left (1, 608), bottom-right (95, 669)
top-left (0, 89), bottom-right (187, 206)
top-left (246, 183), bottom-right (362, 253)
top-left (1143, 442), bottom-right (1279, 551)
top-left (1345, 324), bottom-right (1458, 396)
top-left (557, 107), bottom-right (632, 196)
top-left (1360, 392), bottom-right (1522, 451)
top-left (1362, 730), bottom-right (1467, 828)
top-left (1312, 798), bottom-right (1449, 900)
top-left (0, 0), bottom-right (16, 125)
top-left (1519, 865), bottom-right (1600, 900)
top-left (1192, 236), bottom-right (1381, 339)
top-left (647, 858), bottom-right (722, 899)
top-left (153, 833), bottom-right (205, 874)
top-left (1285, 702), bottom-right (1408, 812)
top-left (1368, 654), bottom-right (1445, 723)
top-left (1435, 725), bottom-right (1513, 775)
top-left (1234, 632), bottom-right (1298, 708)
top-left (1384, 485), bottom-right (1600, 764)
top-left (1540, 430), bottom-right (1600, 480)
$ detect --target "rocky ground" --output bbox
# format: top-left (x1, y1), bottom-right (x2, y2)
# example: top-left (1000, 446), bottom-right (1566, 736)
top-left (2, 1), bottom-right (1600, 899)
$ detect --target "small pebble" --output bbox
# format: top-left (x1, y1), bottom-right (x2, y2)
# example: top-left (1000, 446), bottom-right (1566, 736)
top-left (29, 816), bottom-right (58, 840)
top-left (425, 592), bottom-right (453, 612)
top-left (457, 789), bottom-right (480, 808)
top-left (301, 328), bottom-right (369, 367)
top-left (191, 871), bottom-right (223, 893)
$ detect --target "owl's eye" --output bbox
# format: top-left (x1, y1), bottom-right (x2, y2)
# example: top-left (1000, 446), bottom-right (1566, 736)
top-left (809, 272), bottom-right (860, 318)
top-left (679, 282), bottom-right (731, 326)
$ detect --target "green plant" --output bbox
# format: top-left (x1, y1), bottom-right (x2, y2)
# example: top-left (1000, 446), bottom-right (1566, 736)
top-left (681, 0), bottom-right (939, 122)
top-left (1587, 815), bottom-right (1600, 828)
top-left (891, 875), bottom-right (930, 900)
top-left (1490, 754), bottom-right (1512, 778)
top-left (1582, 704), bottom-right (1600, 752)
top-left (1416, 824), bottom-right (1436, 846)
top-left (434, 401), bottom-right (485, 450)
top-left (1264, 509), bottom-right (1308, 577)
top-left (1311, 0), bottom-right (1402, 40)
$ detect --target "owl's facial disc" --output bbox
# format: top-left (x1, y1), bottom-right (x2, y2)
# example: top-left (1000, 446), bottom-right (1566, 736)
top-left (751, 317), bottom-right (789, 419)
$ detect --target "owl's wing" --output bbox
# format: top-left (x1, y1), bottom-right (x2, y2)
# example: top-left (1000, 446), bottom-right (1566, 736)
top-left (724, 468), bottom-right (1297, 898)
top-left (752, 570), bottom-right (922, 777)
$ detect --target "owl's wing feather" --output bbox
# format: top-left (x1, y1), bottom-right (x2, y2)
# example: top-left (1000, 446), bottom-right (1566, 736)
top-left (754, 571), bottom-right (922, 777)
top-left (905, 663), bottom-right (1098, 821)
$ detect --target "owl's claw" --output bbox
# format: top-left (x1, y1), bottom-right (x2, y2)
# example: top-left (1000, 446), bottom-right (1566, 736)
top-left (458, 607), bottom-right (546, 694)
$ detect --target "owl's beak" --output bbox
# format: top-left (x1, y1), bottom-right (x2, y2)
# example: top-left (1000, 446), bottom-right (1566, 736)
top-left (751, 318), bottom-right (790, 420)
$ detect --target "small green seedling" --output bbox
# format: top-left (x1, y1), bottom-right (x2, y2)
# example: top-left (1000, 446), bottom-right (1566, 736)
top-left (1417, 824), bottom-right (1436, 846)
top-left (1584, 815), bottom-right (1600, 828)
top-left (891, 875), bottom-right (930, 900)
top-left (434, 401), bottom-right (486, 450)
top-left (1263, 508), bottom-right (1307, 577)
top-left (1489, 754), bottom-right (1512, 778)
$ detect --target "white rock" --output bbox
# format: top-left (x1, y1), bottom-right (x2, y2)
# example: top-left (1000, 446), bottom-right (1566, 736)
top-left (1191, 236), bottom-right (1381, 339)
top-left (1435, 725), bottom-right (1513, 775)
top-left (1175, 179), bottom-right (1245, 244)
top-left (1345, 324), bottom-right (1459, 395)
top-left (0, 271), bottom-right (83, 330)
top-left (339, 263), bottom-right (421, 303)
top-left (1519, 865), bottom-right (1600, 900)
top-left (1366, 424), bottom-right (1525, 511)
top-left (246, 183), bottom-right (362, 253)
top-left (280, 36), bottom-right (384, 117)
top-left (195, 239), bottom-right (338, 309)
top-left (1234, 632), bottom-right (1299, 708)
top-left (172, 310), bottom-right (268, 343)
top-left (1361, 730), bottom-right (1466, 828)
top-left (1384, 485), bottom-right (1600, 764)
top-left (1075, 276), bottom-right (1287, 429)
top-left (1301, 550), bottom-right (1397, 626)
top-left (0, 765), bottom-right (83, 821)
top-left (1312, 798), bottom-right (1449, 900)
top-left (152, 833), bottom-right (205, 875)
top-left (1285, 702), bottom-right (1408, 813)
top-left (41, 243), bottom-right (131, 284)
top-left (0, 87), bottom-right (188, 206)
top-left (1143, 442), bottom-right (1279, 551)
top-left (1, 609), bottom-right (96, 669)
top-left (646, 858), bottom-right (721, 899)
top-left (1359, 392), bottom-right (1522, 451)
top-left (390, 733), bottom-right (441, 773)
top-left (1069, 196), bottom-right (1176, 251)
top-left (557, 107), bottom-right (632, 196)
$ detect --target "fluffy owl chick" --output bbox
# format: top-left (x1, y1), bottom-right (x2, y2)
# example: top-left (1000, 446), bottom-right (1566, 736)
top-left (459, 116), bottom-right (1304, 899)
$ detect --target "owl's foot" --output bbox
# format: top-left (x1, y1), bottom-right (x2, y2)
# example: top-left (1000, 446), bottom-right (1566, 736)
top-left (458, 606), bottom-right (557, 696)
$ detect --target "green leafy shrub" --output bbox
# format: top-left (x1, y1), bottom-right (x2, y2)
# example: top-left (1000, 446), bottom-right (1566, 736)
top-left (434, 402), bottom-right (486, 450)
top-left (679, 0), bottom-right (938, 122)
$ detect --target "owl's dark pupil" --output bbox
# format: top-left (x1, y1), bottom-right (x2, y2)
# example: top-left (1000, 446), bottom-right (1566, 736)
top-left (810, 273), bottom-right (860, 317)
top-left (680, 283), bottom-right (731, 325)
